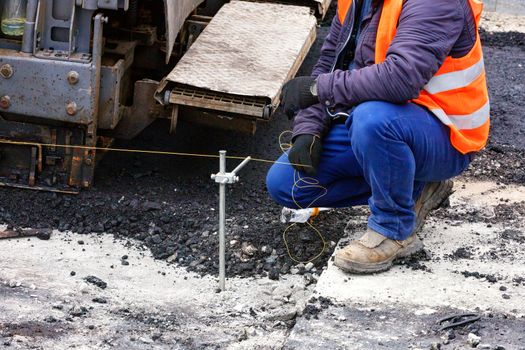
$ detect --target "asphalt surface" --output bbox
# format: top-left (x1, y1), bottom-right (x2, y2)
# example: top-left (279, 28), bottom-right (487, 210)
top-left (0, 10), bottom-right (524, 280)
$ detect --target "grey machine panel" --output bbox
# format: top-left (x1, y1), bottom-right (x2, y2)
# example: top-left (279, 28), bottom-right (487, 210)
top-left (0, 50), bottom-right (96, 124)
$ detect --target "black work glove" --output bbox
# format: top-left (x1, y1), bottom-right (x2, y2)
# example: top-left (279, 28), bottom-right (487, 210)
top-left (288, 134), bottom-right (322, 175)
top-left (280, 76), bottom-right (318, 119)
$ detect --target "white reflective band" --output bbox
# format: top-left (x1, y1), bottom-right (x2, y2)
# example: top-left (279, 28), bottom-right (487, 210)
top-left (431, 101), bottom-right (490, 130)
top-left (424, 58), bottom-right (485, 94)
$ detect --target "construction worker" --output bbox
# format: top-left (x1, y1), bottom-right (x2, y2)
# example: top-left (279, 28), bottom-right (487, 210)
top-left (266, 0), bottom-right (489, 273)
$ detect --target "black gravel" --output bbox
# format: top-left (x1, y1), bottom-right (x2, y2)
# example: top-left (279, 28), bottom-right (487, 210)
top-left (0, 16), bottom-right (524, 279)
top-left (480, 28), bottom-right (525, 50)
top-left (457, 270), bottom-right (499, 283)
top-left (303, 296), bottom-right (336, 320)
top-left (84, 276), bottom-right (107, 289)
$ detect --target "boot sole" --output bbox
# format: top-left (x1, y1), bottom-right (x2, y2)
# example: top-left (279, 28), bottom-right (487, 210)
top-left (415, 180), bottom-right (454, 233)
top-left (333, 237), bottom-right (424, 274)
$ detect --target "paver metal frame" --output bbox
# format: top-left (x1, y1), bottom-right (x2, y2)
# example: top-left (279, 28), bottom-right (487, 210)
top-left (159, 1), bottom-right (317, 126)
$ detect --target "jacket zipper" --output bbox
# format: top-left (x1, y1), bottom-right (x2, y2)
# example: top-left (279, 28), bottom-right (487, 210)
top-left (330, 0), bottom-right (362, 74)
top-left (325, 0), bottom-right (362, 118)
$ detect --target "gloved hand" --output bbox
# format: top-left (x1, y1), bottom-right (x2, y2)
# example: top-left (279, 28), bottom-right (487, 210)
top-left (280, 76), bottom-right (318, 119)
top-left (288, 134), bottom-right (322, 175)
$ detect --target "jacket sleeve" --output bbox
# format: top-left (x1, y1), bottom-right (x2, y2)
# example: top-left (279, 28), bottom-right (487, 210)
top-left (311, 15), bottom-right (342, 77)
top-left (315, 0), bottom-right (465, 108)
top-left (291, 17), bottom-right (342, 139)
top-left (292, 103), bottom-right (331, 139)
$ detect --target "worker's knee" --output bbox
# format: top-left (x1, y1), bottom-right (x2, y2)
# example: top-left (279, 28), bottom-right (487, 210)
top-left (267, 160), bottom-right (323, 209)
top-left (266, 162), bottom-right (294, 207)
top-left (350, 101), bottom-right (396, 146)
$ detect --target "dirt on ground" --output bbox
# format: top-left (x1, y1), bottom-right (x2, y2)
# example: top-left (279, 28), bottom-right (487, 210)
top-left (1, 10), bottom-right (524, 282)
top-left (0, 19), bottom-right (343, 281)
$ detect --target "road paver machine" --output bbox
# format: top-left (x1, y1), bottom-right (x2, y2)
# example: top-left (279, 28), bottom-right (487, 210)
top-left (0, 0), bottom-right (327, 192)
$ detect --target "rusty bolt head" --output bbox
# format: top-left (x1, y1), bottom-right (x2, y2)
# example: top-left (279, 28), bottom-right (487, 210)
top-left (67, 71), bottom-right (80, 85)
top-left (66, 101), bottom-right (77, 116)
top-left (0, 64), bottom-right (13, 79)
top-left (0, 96), bottom-right (11, 109)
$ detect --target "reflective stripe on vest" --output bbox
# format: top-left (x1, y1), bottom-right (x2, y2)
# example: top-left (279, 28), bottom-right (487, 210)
top-left (431, 101), bottom-right (490, 130)
top-left (424, 58), bottom-right (485, 95)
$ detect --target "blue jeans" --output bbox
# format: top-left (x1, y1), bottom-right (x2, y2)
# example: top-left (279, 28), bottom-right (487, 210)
top-left (266, 101), bottom-right (471, 240)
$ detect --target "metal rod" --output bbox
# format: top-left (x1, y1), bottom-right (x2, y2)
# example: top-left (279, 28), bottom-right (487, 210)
top-left (21, 0), bottom-right (38, 53)
top-left (218, 150), bottom-right (226, 291)
top-left (231, 156), bottom-right (252, 175)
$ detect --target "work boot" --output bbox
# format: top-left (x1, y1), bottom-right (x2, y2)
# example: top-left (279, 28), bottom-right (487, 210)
top-left (334, 228), bottom-right (423, 274)
top-left (414, 180), bottom-right (454, 233)
top-left (334, 180), bottom-right (453, 274)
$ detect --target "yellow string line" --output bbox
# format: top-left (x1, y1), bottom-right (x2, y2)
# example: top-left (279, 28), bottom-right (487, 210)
top-left (1, 135), bottom-right (328, 263)
top-left (278, 130), bottom-right (329, 264)
top-left (0, 139), bottom-right (308, 168)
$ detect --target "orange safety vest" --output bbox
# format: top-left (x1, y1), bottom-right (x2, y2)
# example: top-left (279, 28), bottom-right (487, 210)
top-left (337, 0), bottom-right (490, 154)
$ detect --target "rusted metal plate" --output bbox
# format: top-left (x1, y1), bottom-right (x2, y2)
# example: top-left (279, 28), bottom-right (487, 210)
top-left (164, 0), bottom-right (205, 62)
top-left (0, 49), bottom-right (95, 124)
top-left (0, 118), bottom-right (87, 192)
top-left (165, 1), bottom-right (317, 104)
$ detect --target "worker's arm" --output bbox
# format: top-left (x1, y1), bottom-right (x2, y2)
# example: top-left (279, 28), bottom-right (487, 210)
top-left (286, 16), bottom-right (343, 139)
top-left (316, 0), bottom-right (465, 108)
top-left (311, 15), bottom-right (343, 77)
top-left (291, 103), bottom-right (330, 139)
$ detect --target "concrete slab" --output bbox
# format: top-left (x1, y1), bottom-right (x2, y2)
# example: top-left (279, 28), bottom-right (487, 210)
top-left (482, 11), bottom-right (525, 33)
top-left (484, 0), bottom-right (525, 15)
top-left (314, 181), bottom-right (525, 315)
top-left (0, 231), bottom-right (314, 349)
top-left (286, 303), bottom-right (525, 349)
top-left (287, 181), bottom-right (525, 349)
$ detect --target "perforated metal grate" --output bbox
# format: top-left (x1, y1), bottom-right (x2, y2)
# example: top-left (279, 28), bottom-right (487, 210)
top-left (169, 84), bottom-right (271, 118)
top-left (171, 85), bottom-right (267, 108)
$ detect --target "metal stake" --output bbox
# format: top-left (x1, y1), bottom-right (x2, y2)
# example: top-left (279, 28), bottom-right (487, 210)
top-left (218, 150), bottom-right (227, 291)
top-left (211, 151), bottom-right (251, 291)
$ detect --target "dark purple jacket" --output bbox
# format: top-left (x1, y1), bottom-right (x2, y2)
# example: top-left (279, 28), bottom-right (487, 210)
top-left (292, 0), bottom-right (477, 138)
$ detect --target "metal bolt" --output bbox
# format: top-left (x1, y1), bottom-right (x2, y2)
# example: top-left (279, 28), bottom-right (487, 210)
top-left (0, 64), bottom-right (13, 79)
top-left (67, 71), bottom-right (80, 85)
top-left (0, 96), bottom-right (11, 109)
top-left (66, 101), bottom-right (77, 116)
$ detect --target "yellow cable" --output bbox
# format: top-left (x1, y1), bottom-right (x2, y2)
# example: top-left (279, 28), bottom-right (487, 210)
top-left (278, 131), bottom-right (329, 264)
top-left (0, 139), bottom-right (307, 168)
